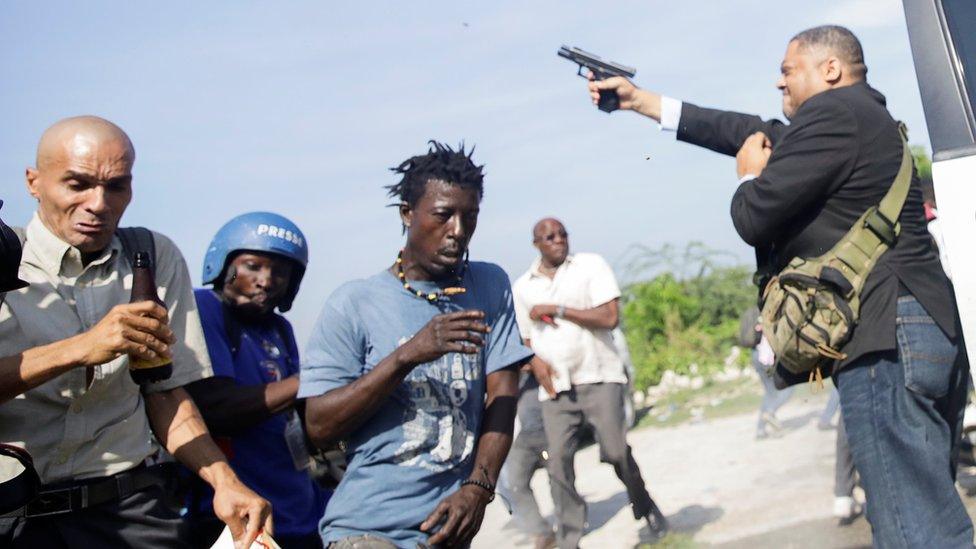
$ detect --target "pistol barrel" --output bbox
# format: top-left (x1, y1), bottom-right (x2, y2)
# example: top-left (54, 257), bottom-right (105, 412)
top-left (557, 45), bottom-right (636, 78)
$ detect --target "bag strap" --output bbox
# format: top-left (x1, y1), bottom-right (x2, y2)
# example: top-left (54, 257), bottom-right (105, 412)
top-left (221, 300), bottom-right (293, 366)
top-left (11, 227), bottom-right (25, 247)
top-left (115, 227), bottom-right (156, 275)
top-left (221, 300), bottom-right (244, 357)
top-left (865, 122), bottom-right (913, 246)
top-left (12, 226), bottom-right (156, 271)
top-left (877, 123), bottom-right (913, 224)
top-left (817, 124), bottom-right (913, 296)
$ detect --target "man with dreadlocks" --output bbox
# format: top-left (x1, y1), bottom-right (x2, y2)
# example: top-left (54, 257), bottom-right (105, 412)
top-left (300, 141), bottom-right (532, 548)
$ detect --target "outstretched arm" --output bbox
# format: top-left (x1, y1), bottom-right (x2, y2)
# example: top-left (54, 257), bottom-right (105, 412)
top-left (586, 76), bottom-right (787, 155)
top-left (421, 366), bottom-right (520, 547)
top-left (677, 103), bottom-right (786, 156)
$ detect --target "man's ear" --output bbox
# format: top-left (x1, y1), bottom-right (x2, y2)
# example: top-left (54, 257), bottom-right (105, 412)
top-left (399, 202), bottom-right (412, 231)
top-left (25, 168), bottom-right (41, 200)
top-left (822, 56), bottom-right (843, 84)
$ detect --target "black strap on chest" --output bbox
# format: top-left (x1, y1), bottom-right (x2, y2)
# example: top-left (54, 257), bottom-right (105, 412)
top-left (115, 227), bottom-right (156, 275)
top-left (220, 301), bottom-right (294, 367)
top-left (5, 227), bottom-right (155, 312)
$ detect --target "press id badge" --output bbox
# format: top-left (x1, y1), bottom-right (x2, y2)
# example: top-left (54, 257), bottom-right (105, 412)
top-left (283, 411), bottom-right (312, 471)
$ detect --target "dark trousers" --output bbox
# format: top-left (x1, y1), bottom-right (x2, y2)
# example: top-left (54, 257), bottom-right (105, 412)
top-left (835, 296), bottom-right (973, 548)
top-left (541, 382), bottom-right (654, 549)
top-left (0, 483), bottom-right (186, 548)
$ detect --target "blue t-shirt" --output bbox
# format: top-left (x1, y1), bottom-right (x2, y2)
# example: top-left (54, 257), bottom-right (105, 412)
top-left (298, 263), bottom-right (532, 548)
top-left (194, 289), bottom-right (328, 537)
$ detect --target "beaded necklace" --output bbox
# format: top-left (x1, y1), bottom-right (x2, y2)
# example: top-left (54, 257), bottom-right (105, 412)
top-left (396, 249), bottom-right (467, 302)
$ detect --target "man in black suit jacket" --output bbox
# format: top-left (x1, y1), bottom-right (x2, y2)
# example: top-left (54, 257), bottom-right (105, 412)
top-left (588, 25), bottom-right (972, 547)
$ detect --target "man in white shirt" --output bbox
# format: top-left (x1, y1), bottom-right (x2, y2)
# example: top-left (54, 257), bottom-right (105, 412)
top-left (513, 218), bottom-right (667, 548)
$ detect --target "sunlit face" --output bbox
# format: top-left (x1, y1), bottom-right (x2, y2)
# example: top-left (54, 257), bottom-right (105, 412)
top-left (533, 219), bottom-right (569, 268)
top-left (400, 179), bottom-right (480, 280)
top-left (221, 251), bottom-right (295, 318)
top-left (775, 40), bottom-right (831, 120)
top-left (26, 133), bottom-right (133, 254)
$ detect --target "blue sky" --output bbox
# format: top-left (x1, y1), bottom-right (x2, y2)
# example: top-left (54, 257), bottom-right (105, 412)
top-left (0, 1), bottom-right (927, 343)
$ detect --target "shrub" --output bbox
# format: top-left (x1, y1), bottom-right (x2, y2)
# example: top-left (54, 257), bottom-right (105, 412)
top-left (620, 243), bottom-right (754, 390)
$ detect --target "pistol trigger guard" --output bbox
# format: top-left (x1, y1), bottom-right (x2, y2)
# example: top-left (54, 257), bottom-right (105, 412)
top-left (576, 65), bottom-right (585, 78)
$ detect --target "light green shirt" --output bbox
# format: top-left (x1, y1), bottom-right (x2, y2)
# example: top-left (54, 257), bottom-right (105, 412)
top-left (0, 214), bottom-right (213, 483)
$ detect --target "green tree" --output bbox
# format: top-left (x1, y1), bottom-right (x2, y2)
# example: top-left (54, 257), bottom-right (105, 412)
top-left (620, 243), bottom-right (754, 390)
top-left (911, 145), bottom-right (932, 183)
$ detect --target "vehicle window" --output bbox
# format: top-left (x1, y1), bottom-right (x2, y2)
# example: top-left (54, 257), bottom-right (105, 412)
top-left (942, 0), bottom-right (976, 123)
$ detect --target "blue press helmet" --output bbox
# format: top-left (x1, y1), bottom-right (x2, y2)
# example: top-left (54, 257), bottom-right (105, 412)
top-left (202, 212), bottom-right (308, 312)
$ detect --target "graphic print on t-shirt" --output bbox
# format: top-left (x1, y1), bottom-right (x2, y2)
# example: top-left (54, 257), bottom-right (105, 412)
top-left (393, 336), bottom-right (480, 472)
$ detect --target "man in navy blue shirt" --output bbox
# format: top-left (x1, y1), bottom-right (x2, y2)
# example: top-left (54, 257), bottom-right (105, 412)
top-left (184, 212), bottom-right (327, 549)
top-left (300, 142), bottom-right (532, 548)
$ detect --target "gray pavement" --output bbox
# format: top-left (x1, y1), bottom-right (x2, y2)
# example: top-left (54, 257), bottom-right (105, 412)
top-left (473, 390), bottom-right (976, 548)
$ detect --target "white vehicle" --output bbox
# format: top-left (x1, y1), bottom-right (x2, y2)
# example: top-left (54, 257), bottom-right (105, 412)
top-left (903, 0), bottom-right (976, 372)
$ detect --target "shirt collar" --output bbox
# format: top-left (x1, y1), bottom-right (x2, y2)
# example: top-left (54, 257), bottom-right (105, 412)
top-left (25, 213), bottom-right (120, 277)
top-left (529, 254), bottom-right (574, 279)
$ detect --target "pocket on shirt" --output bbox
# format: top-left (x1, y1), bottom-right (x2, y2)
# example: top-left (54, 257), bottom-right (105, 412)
top-left (897, 300), bottom-right (956, 400)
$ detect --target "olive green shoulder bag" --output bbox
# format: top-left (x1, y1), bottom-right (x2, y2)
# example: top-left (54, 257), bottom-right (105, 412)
top-left (759, 123), bottom-right (912, 381)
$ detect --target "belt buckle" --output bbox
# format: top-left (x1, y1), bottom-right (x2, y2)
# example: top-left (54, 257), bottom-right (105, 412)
top-left (26, 486), bottom-right (87, 517)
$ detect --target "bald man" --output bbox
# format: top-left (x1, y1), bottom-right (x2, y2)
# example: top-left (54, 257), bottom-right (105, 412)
top-left (512, 219), bottom-right (667, 548)
top-left (0, 116), bottom-right (272, 548)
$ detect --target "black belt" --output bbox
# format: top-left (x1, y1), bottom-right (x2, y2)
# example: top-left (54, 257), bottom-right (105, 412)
top-left (0, 445), bottom-right (40, 515)
top-left (1, 464), bottom-right (163, 518)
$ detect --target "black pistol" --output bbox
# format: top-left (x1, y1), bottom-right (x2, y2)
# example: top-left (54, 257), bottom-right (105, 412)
top-left (557, 45), bottom-right (636, 113)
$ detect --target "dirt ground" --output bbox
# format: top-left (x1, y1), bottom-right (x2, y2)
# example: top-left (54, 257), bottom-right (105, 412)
top-left (472, 390), bottom-right (976, 548)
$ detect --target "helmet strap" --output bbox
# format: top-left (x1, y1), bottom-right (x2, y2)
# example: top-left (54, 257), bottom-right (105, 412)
top-left (222, 265), bottom-right (238, 288)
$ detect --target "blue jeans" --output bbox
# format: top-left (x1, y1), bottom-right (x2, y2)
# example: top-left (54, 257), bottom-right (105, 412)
top-left (836, 296), bottom-right (972, 548)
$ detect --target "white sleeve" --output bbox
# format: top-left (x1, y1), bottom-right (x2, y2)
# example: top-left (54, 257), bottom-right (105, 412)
top-left (587, 255), bottom-right (622, 306)
top-left (659, 96), bottom-right (682, 133)
top-left (757, 335), bottom-right (775, 367)
top-left (512, 280), bottom-right (533, 341)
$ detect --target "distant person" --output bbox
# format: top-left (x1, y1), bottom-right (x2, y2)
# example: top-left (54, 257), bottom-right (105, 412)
top-left (0, 116), bottom-right (270, 547)
top-left (587, 25), bottom-right (969, 546)
top-left (299, 142), bottom-right (532, 548)
top-left (498, 373), bottom-right (555, 549)
top-left (514, 218), bottom-right (668, 548)
top-left (817, 387), bottom-right (861, 523)
top-left (920, 176), bottom-right (952, 280)
top-left (738, 307), bottom-right (793, 439)
top-left (831, 410), bottom-right (862, 524)
top-left (183, 212), bottom-right (327, 549)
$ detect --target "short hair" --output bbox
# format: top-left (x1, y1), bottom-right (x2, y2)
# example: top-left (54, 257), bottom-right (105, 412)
top-left (386, 141), bottom-right (485, 206)
top-left (791, 25), bottom-right (867, 80)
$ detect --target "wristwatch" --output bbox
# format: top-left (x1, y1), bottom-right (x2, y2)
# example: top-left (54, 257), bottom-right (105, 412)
top-left (555, 305), bottom-right (566, 319)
